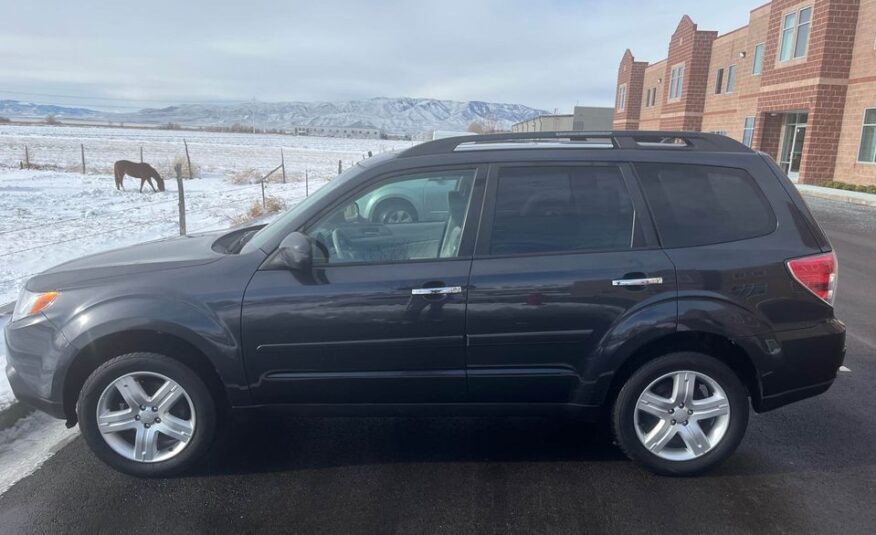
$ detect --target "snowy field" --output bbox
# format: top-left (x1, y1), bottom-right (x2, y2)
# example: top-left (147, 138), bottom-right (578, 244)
top-left (0, 125), bottom-right (413, 494)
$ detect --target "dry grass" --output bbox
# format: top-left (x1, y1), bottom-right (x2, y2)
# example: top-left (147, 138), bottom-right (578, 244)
top-left (157, 154), bottom-right (201, 179)
top-left (230, 196), bottom-right (287, 226)
top-left (228, 168), bottom-right (262, 184)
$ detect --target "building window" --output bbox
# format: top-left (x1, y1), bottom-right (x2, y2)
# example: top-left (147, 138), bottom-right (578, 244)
top-left (650, 87), bottom-right (657, 106)
top-left (715, 68), bottom-right (724, 94)
top-left (726, 64), bottom-right (736, 93)
top-left (669, 64), bottom-right (684, 100)
top-left (743, 116), bottom-right (756, 147)
top-left (644, 87), bottom-right (657, 107)
top-left (780, 6), bottom-right (812, 62)
top-left (617, 84), bottom-right (627, 111)
top-left (858, 109), bottom-right (876, 163)
top-left (752, 43), bottom-right (765, 75)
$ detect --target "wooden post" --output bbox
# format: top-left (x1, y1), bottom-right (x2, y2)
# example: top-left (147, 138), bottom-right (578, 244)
top-left (338, 159), bottom-right (342, 175)
top-left (175, 163), bottom-right (187, 236)
top-left (261, 179), bottom-right (266, 208)
top-left (24, 145), bottom-right (30, 169)
top-left (80, 144), bottom-right (86, 174)
top-left (139, 146), bottom-right (143, 163)
top-left (280, 149), bottom-right (287, 183)
top-left (305, 169), bottom-right (309, 197)
top-left (184, 139), bottom-right (193, 179)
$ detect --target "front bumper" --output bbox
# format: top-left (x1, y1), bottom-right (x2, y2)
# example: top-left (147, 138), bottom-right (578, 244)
top-left (4, 313), bottom-right (72, 420)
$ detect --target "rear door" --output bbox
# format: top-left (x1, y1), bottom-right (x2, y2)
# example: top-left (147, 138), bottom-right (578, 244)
top-left (465, 163), bottom-right (677, 403)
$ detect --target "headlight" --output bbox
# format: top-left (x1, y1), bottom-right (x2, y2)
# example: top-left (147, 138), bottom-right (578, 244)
top-left (11, 289), bottom-right (59, 322)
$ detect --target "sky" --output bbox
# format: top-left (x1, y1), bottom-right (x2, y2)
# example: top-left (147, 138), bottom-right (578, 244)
top-left (1, 0), bottom-right (767, 113)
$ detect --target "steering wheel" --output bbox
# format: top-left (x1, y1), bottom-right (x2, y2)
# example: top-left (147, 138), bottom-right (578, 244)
top-left (331, 228), bottom-right (354, 261)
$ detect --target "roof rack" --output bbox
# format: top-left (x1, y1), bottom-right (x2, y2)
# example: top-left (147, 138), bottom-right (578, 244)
top-left (398, 131), bottom-right (752, 158)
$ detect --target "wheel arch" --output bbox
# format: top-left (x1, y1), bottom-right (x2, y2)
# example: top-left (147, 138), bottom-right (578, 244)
top-left (62, 329), bottom-right (230, 425)
top-left (603, 331), bottom-right (762, 413)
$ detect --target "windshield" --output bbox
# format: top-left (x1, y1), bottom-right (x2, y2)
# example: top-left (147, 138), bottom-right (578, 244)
top-left (241, 162), bottom-right (370, 253)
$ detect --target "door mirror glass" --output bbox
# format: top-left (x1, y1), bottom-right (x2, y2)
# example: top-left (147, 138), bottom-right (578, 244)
top-left (277, 231), bottom-right (314, 271)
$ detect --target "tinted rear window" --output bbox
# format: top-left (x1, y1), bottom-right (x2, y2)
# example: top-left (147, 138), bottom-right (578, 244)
top-left (490, 166), bottom-right (636, 255)
top-left (634, 163), bottom-right (775, 248)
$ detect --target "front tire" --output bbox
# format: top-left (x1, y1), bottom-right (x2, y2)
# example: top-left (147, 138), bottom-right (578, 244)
top-left (612, 352), bottom-right (749, 476)
top-left (77, 352), bottom-right (217, 477)
top-left (372, 199), bottom-right (418, 224)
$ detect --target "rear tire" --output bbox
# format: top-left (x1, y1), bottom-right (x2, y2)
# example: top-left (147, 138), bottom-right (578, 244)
top-left (77, 352), bottom-right (217, 477)
top-left (612, 352), bottom-right (749, 476)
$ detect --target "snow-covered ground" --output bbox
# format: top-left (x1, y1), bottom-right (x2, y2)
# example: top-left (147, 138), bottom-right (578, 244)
top-left (0, 125), bottom-right (414, 494)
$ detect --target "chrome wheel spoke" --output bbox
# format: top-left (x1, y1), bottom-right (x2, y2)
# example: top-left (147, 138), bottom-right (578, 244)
top-left (151, 379), bottom-right (183, 413)
top-left (677, 421), bottom-right (711, 456)
top-left (672, 371), bottom-right (696, 406)
top-left (690, 395), bottom-right (730, 421)
top-left (97, 409), bottom-right (138, 433)
top-left (643, 420), bottom-right (677, 453)
top-left (114, 377), bottom-right (149, 410)
top-left (133, 426), bottom-right (160, 462)
top-left (156, 414), bottom-right (194, 442)
top-left (637, 391), bottom-right (674, 418)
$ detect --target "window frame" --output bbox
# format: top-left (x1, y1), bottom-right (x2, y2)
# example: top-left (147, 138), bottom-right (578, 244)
top-left (779, 6), bottom-right (812, 62)
top-left (617, 84), bottom-right (627, 112)
top-left (474, 162), bottom-right (659, 259)
top-left (752, 42), bottom-right (765, 75)
top-left (669, 64), bottom-right (685, 101)
top-left (743, 116), bottom-right (756, 147)
top-left (715, 68), bottom-right (724, 95)
top-left (297, 164), bottom-right (488, 267)
top-left (726, 64), bottom-right (737, 93)
top-left (857, 108), bottom-right (876, 164)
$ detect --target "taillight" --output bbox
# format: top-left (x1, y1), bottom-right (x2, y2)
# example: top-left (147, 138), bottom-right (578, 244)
top-left (786, 252), bottom-right (837, 306)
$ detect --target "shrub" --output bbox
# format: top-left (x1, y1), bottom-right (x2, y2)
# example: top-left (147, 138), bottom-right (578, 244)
top-left (228, 168), bottom-right (261, 184)
top-left (162, 154), bottom-right (201, 179)
top-left (0, 116), bottom-right (10, 123)
top-left (230, 196), bottom-right (287, 226)
top-left (45, 114), bottom-right (59, 125)
top-left (822, 180), bottom-right (876, 194)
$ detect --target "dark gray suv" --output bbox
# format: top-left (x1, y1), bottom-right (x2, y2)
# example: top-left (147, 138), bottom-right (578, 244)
top-left (5, 132), bottom-right (845, 477)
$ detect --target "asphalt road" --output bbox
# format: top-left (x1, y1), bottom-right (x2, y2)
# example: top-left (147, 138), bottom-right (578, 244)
top-left (0, 195), bottom-right (874, 535)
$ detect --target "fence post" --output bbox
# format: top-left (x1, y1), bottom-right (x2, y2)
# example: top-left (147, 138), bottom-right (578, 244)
top-left (24, 145), bottom-right (30, 169)
top-left (338, 159), bottom-right (342, 175)
top-left (80, 144), bottom-right (86, 174)
top-left (140, 146), bottom-right (143, 163)
top-left (175, 163), bottom-right (187, 236)
top-left (184, 139), bottom-right (193, 179)
top-left (280, 149), bottom-right (287, 183)
top-left (305, 169), bottom-right (309, 197)
top-left (261, 180), bottom-right (266, 208)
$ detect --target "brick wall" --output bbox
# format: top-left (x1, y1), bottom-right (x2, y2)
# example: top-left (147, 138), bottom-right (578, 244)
top-left (612, 50), bottom-right (648, 130)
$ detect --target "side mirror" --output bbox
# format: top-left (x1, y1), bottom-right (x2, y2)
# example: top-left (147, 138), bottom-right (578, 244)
top-left (277, 232), bottom-right (313, 271)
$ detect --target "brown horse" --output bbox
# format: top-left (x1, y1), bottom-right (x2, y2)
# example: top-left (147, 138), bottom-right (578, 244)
top-left (113, 160), bottom-right (165, 192)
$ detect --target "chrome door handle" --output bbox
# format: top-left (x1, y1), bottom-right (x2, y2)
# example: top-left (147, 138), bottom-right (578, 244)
top-left (411, 286), bottom-right (463, 296)
top-left (612, 277), bottom-right (663, 287)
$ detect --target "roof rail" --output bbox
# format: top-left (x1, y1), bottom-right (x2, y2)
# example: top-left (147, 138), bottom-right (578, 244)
top-left (398, 131), bottom-right (752, 158)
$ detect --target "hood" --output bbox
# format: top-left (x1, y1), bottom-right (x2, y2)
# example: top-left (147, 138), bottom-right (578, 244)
top-left (28, 231), bottom-right (228, 291)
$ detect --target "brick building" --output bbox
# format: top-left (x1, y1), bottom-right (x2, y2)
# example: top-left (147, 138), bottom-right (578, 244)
top-left (613, 1), bottom-right (876, 185)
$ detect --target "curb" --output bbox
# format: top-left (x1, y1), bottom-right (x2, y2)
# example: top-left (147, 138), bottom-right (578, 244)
top-left (797, 185), bottom-right (876, 208)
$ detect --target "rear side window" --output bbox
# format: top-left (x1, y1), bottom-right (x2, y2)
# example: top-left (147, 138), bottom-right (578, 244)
top-left (634, 163), bottom-right (775, 248)
top-left (489, 166), bottom-right (636, 255)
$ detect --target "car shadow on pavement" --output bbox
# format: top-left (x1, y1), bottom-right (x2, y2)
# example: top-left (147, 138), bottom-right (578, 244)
top-left (192, 414), bottom-right (626, 477)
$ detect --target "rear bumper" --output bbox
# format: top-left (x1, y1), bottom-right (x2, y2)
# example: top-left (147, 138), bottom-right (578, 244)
top-left (749, 318), bottom-right (846, 412)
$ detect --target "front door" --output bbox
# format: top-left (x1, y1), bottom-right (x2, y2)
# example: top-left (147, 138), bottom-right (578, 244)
top-left (780, 112), bottom-right (808, 181)
top-left (465, 163), bottom-right (676, 403)
top-left (242, 167), bottom-right (484, 404)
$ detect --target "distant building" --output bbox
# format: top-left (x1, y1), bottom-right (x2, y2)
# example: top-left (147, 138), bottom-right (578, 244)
top-left (293, 126), bottom-right (382, 139)
top-left (511, 106), bottom-right (613, 133)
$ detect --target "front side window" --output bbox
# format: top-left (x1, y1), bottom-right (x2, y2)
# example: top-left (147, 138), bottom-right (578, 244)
top-left (743, 116), bottom-right (756, 147)
top-left (752, 42), bottom-right (765, 75)
top-left (726, 64), bottom-right (736, 93)
top-left (489, 166), bottom-right (636, 255)
top-left (307, 169), bottom-right (476, 264)
top-left (669, 65), bottom-right (685, 100)
top-left (617, 84), bottom-right (627, 111)
top-left (715, 68), bottom-right (724, 95)
top-left (635, 163), bottom-right (776, 248)
top-left (780, 7), bottom-right (812, 62)
top-left (858, 109), bottom-right (876, 163)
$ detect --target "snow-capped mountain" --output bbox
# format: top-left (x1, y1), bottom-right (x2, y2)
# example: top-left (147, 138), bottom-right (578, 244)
top-left (0, 97), bottom-right (547, 135)
top-left (0, 100), bottom-right (101, 119)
